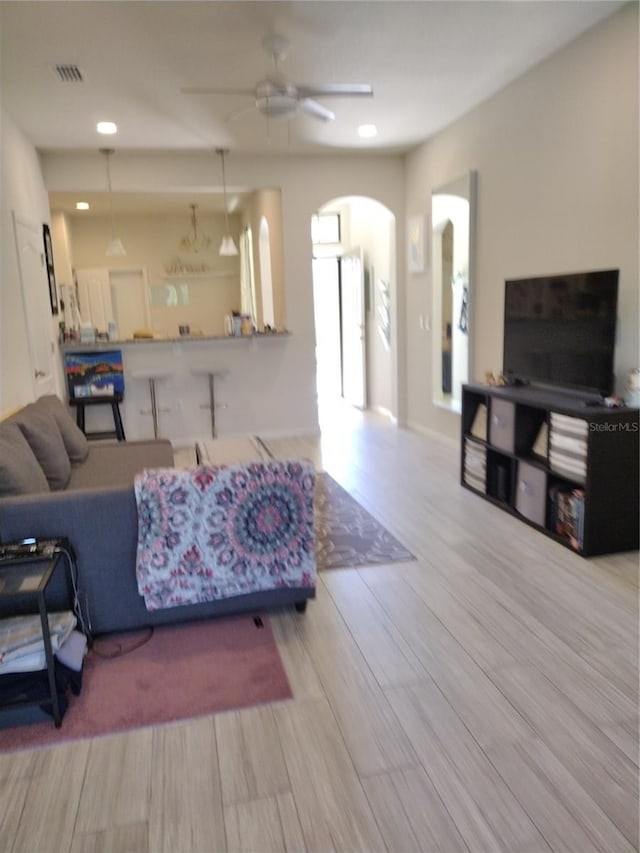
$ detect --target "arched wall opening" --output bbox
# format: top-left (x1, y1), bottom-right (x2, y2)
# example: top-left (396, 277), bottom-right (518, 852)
top-left (311, 195), bottom-right (396, 420)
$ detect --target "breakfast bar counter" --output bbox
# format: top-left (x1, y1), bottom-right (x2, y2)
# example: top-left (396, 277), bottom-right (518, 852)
top-left (59, 332), bottom-right (297, 446)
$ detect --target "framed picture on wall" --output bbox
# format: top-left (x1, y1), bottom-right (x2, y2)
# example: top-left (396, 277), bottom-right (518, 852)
top-left (42, 223), bottom-right (58, 314)
top-left (407, 215), bottom-right (425, 274)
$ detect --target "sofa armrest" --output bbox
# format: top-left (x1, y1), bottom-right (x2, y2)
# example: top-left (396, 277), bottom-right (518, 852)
top-left (0, 486), bottom-right (141, 630)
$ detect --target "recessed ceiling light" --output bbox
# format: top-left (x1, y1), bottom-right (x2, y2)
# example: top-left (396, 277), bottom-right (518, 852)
top-left (75, 201), bottom-right (90, 210)
top-left (97, 121), bottom-right (117, 135)
top-left (358, 124), bottom-right (378, 139)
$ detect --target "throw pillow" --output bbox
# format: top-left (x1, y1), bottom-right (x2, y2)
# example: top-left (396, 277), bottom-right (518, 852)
top-left (0, 422), bottom-right (50, 496)
top-left (37, 395), bottom-right (89, 464)
top-left (13, 404), bottom-right (71, 490)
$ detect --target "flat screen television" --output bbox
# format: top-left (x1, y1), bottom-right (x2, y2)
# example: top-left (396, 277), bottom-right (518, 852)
top-left (503, 269), bottom-right (618, 396)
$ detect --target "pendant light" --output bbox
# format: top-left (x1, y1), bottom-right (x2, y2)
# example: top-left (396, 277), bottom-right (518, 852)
top-left (180, 203), bottom-right (211, 252)
top-left (216, 148), bottom-right (238, 257)
top-left (100, 148), bottom-right (126, 256)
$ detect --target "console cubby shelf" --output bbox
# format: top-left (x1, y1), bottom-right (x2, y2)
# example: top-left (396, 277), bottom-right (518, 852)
top-left (461, 383), bottom-right (640, 557)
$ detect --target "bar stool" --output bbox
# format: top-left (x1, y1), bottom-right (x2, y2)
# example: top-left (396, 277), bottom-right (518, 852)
top-left (132, 371), bottom-right (171, 438)
top-left (190, 368), bottom-right (228, 439)
top-left (69, 394), bottom-right (126, 441)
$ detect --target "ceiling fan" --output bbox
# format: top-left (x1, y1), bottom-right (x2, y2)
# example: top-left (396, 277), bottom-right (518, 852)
top-left (182, 33), bottom-right (373, 123)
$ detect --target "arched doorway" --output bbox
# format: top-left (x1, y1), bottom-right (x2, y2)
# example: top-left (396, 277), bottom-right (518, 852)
top-left (311, 196), bottom-right (395, 421)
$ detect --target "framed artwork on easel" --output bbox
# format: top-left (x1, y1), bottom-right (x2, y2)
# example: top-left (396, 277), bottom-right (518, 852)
top-left (42, 223), bottom-right (58, 315)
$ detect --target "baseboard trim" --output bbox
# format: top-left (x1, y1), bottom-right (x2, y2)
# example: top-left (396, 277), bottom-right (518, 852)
top-left (405, 419), bottom-right (459, 450)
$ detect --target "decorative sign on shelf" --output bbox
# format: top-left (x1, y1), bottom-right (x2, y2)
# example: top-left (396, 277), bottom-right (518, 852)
top-left (164, 257), bottom-right (211, 275)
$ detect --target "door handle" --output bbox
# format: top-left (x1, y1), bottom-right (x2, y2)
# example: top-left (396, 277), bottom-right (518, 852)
top-left (34, 369), bottom-right (46, 378)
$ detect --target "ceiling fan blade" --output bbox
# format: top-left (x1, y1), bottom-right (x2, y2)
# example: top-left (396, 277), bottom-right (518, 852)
top-left (181, 86), bottom-right (255, 96)
top-left (226, 102), bottom-right (259, 123)
top-left (297, 84), bottom-right (373, 98)
top-left (299, 99), bottom-right (335, 122)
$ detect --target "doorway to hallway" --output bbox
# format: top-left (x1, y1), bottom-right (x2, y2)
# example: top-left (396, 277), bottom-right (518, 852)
top-left (311, 197), bottom-right (395, 422)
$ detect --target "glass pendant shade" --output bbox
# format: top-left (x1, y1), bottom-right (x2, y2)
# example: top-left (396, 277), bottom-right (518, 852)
top-left (216, 148), bottom-right (238, 258)
top-left (101, 148), bottom-right (126, 256)
top-left (219, 235), bottom-right (239, 256)
top-left (106, 237), bottom-right (127, 256)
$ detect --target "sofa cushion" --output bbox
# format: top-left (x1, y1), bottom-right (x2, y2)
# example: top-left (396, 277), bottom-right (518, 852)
top-left (36, 395), bottom-right (89, 464)
top-left (68, 439), bottom-right (174, 490)
top-left (12, 404), bottom-right (71, 490)
top-left (0, 422), bottom-right (51, 496)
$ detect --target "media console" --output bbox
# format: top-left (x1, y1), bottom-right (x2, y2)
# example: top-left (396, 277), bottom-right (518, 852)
top-left (461, 383), bottom-right (639, 556)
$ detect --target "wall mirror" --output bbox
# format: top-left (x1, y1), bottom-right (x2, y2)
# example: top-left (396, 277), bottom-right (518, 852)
top-left (48, 188), bottom-right (286, 338)
top-left (431, 171), bottom-right (476, 412)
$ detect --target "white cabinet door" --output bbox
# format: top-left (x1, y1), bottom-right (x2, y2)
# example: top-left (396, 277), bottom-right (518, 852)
top-left (108, 268), bottom-right (150, 340)
top-left (341, 248), bottom-right (366, 409)
top-left (12, 214), bottom-right (56, 397)
top-left (75, 267), bottom-right (113, 331)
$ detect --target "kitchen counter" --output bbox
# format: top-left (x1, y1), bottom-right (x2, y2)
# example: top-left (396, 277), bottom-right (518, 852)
top-left (60, 331), bottom-right (290, 350)
top-left (58, 332), bottom-right (296, 444)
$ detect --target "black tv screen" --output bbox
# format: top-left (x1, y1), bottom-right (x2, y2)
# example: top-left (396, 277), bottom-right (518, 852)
top-left (503, 269), bottom-right (618, 396)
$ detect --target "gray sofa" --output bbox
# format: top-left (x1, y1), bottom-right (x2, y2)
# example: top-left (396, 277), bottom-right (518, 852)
top-left (0, 395), bottom-right (314, 634)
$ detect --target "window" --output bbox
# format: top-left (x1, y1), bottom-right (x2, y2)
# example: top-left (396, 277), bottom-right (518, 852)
top-left (311, 212), bottom-right (341, 245)
top-left (240, 226), bottom-right (257, 321)
top-left (148, 284), bottom-right (190, 307)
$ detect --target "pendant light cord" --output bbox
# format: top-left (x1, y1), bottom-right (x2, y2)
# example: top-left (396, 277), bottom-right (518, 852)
top-left (217, 148), bottom-right (231, 234)
top-left (101, 148), bottom-right (116, 240)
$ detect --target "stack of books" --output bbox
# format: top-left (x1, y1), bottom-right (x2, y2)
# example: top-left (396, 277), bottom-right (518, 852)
top-left (549, 413), bottom-right (588, 482)
top-left (549, 484), bottom-right (585, 551)
top-left (464, 440), bottom-right (486, 493)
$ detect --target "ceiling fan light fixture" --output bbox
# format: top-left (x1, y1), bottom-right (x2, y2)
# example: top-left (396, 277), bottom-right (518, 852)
top-left (256, 96), bottom-right (297, 119)
top-left (100, 147), bottom-right (126, 257)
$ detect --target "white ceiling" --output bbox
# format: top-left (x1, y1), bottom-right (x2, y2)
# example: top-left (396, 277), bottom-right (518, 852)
top-left (47, 190), bottom-right (252, 217)
top-left (1, 0), bottom-right (624, 157)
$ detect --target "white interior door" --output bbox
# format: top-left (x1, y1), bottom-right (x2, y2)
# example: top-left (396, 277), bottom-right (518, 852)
top-left (312, 257), bottom-right (342, 400)
top-left (341, 248), bottom-right (366, 409)
top-left (109, 268), bottom-right (151, 340)
top-left (75, 267), bottom-right (113, 331)
top-left (12, 213), bottom-right (56, 396)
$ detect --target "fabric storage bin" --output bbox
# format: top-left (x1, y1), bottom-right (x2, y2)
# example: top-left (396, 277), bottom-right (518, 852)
top-left (516, 460), bottom-right (547, 526)
top-left (489, 398), bottom-right (515, 453)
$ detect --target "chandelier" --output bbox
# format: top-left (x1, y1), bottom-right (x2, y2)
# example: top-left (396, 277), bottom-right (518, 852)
top-left (180, 203), bottom-right (212, 253)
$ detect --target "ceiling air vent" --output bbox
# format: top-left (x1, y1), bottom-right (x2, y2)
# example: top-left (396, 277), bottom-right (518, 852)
top-left (54, 64), bottom-right (83, 83)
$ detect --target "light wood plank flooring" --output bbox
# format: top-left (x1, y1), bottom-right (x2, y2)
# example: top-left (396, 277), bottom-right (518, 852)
top-left (1, 402), bottom-right (637, 852)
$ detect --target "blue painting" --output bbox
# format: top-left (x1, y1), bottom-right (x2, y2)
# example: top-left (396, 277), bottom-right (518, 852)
top-left (64, 350), bottom-right (124, 398)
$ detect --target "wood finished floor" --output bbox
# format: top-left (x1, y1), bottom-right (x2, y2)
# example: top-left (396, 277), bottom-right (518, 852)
top-left (1, 402), bottom-right (638, 853)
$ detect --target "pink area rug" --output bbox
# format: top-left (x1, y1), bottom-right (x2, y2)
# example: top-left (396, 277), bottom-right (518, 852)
top-left (0, 615), bottom-right (292, 753)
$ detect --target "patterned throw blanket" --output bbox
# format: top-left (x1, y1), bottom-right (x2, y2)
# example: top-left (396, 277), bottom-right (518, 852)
top-left (134, 459), bottom-right (316, 611)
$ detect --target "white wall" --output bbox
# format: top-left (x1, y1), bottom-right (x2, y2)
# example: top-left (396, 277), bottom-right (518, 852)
top-left (66, 210), bottom-right (242, 337)
top-left (3, 7), bottom-right (634, 441)
top-left (41, 152), bottom-right (406, 435)
top-left (348, 198), bottom-right (395, 415)
top-left (0, 112), bottom-right (62, 412)
top-left (405, 3), bottom-right (639, 438)
top-left (241, 189), bottom-right (285, 328)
